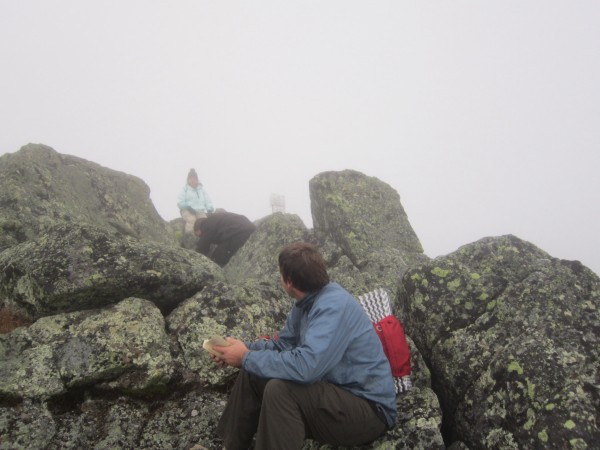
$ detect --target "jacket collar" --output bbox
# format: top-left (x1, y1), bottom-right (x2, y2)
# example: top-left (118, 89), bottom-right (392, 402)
top-left (295, 283), bottom-right (330, 311)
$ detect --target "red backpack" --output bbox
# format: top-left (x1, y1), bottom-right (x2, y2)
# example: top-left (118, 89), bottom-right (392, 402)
top-left (358, 288), bottom-right (412, 393)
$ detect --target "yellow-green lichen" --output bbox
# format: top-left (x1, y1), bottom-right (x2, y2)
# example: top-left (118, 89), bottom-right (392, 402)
top-left (410, 273), bottom-right (422, 282)
top-left (508, 361), bottom-right (524, 375)
top-left (569, 438), bottom-right (587, 449)
top-left (527, 379), bottom-right (536, 401)
top-left (431, 267), bottom-right (449, 278)
top-left (582, 300), bottom-right (595, 311)
top-left (470, 272), bottom-right (481, 280)
top-left (447, 279), bottom-right (460, 291)
top-left (413, 292), bottom-right (427, 311)
top-left (537, 429), bottom-right (548, 443)
top-left (523, 408), bottom-right (535, 430)
top-left (90, 273), bottom-right (105, 281)
top-left (145, 270), bottom-right (162, 277)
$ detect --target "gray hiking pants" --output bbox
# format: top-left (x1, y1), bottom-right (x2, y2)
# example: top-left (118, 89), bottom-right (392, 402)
top-left (216, 369), bottom-right (388, 450)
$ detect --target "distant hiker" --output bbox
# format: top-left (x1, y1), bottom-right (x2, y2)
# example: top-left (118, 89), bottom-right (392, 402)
top-left (208, 242), bottom-right (397, 449)
top-left (177, 169), bottom-right (214, 234)
top-left (193, 211), bottom-right (257, 266)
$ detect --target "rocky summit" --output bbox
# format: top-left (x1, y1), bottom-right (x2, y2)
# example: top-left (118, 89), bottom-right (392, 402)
top-left (0, 144), bottom-right (598, 449)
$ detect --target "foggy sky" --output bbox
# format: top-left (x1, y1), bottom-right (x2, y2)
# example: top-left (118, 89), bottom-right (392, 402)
top-left (1, 1), bottom-right (599, 275)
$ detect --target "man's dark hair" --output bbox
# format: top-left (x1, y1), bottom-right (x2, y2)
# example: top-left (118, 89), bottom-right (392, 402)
top-left (278, 242), bottom-right (330, 292)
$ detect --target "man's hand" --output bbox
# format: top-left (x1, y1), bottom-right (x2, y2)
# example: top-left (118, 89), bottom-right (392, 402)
top-left (212, 338), bottom-right (249, 368)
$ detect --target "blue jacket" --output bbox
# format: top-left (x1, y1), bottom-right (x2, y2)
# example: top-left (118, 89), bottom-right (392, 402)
top-left (242, 282), bottom-right (397, 428)
top-left (177, 184), bottom-right (214, 213)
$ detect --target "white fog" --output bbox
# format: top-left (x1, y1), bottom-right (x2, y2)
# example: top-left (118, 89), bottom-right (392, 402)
top-left (1, 1), bottom-right (599, 275)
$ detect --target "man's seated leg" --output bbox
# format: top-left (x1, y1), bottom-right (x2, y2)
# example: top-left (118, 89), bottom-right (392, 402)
top-left (255, 379), bottom-right (387, 450)
top-left (216, 369), bottom-right (269, 450)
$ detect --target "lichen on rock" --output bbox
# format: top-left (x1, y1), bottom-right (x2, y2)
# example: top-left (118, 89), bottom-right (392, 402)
top-left (0, 222), bottom-right (223, 321)
top-left (0, 297), bottom-right (173, 400)
top-left (4, 144), bottom-right (597, 448)
top-left (398, 234), bottom-right (600, 447)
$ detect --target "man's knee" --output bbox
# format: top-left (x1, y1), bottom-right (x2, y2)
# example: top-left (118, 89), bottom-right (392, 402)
top-left (262, 379), bottom-right (310, 411)
top-left (263, 378), bottom-right (290, 402)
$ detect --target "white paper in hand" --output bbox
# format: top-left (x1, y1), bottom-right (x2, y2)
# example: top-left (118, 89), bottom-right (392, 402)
top-left (202, 336), bottom-right (231, 356)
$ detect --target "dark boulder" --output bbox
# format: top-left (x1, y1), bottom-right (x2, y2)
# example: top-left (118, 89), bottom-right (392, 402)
top-left (0, 222), bottom-right (223, 320)
top-left (224, 212), bottom-right (309, 285)
top-left (398, 235), bottom-right (600, 448)
top-left (310, 170), bottom-right (424, 264)
top-left (0, 387), bottom-right (227, 449)
top-left (0, 297), bottom-right (173, 400)
top-left (311, 170), bottom-right (430, 298)
top-left (0, 143), bottom-right (175, 252)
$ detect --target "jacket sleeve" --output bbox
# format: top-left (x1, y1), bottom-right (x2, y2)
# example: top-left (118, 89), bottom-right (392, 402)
top-left (242, 300), bottom-right (354, 384)
top-left (177, 186), bottom-right (188, 210)
top-left (246, 314), bottom-right (298, 352)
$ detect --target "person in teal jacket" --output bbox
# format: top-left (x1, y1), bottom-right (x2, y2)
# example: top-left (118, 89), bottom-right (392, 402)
top-left (177, 168), bottom-right (214, 234)
top-left (210, 242), bottom-right (396, 450)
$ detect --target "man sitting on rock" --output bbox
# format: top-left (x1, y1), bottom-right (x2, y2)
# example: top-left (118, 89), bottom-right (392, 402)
top-left (209, 242), bottom-right (397, 449)
top-left (193, 211), bottom-right (256, 267)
